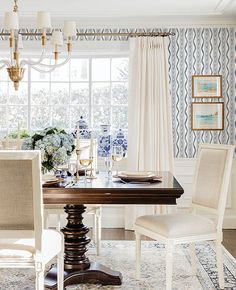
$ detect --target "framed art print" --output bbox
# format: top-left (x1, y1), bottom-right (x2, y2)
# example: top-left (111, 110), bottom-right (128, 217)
top-left (191, 102), bottom-right (224, 130)
top-left (192, 75), bottom-right (222, 98)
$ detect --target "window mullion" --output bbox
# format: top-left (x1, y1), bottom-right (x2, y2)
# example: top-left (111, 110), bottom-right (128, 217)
top-left (89, 57), bottom-right (92, 128)
top-left (28, 64), bottom-right (31, 132)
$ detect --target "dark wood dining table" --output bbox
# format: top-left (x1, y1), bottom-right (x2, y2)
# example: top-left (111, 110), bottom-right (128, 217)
top-left (43, 171), bottom-right (184, 289)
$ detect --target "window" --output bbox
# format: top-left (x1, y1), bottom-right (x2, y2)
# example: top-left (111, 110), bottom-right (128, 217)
top-left (0, 56), bottom-right (128, 137)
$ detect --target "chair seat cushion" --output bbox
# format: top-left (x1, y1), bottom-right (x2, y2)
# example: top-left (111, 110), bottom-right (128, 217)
top-left (0, 229), bottom-right (62, 263)
top-left (135, 214), bottom-right (216, 238)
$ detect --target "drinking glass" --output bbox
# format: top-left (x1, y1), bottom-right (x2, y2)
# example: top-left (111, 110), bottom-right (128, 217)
top-left (112, 145), bottom-right (123, 177)
top-left (68, 162), bottom-right (76, 183)
top-left (105, 156), bottom-right (113, 180)
top-left (79, 158), bottom-right (93, 183)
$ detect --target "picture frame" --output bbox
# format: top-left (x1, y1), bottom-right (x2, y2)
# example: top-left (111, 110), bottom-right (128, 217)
top-left (192, 75), bottom-right (222, 98)
top-left (191, 102), bottom-right (224, 130)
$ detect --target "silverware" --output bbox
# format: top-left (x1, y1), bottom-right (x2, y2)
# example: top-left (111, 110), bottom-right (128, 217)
top-left (119, 179), bottom-right (150, 184)
top-left (65, 180), bottom-right (76, 188)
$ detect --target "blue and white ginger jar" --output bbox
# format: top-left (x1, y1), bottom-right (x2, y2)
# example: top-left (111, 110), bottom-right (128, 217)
top-left (98, 125), bottom-right (112, 157)
top-left (113, 129), bottom-right (128, 156)
top-left (74, 116), bottom-right (91, 139)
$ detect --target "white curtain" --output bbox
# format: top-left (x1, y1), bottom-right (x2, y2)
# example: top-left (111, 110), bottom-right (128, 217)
top-left (125, 37), bottom-right (174, 230)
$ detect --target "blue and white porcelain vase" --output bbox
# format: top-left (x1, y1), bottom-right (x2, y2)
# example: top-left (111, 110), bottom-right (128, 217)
top-left (98, 125), bottom-right (112, 157)
top-left (74, 116), bottom-right (91, 139)
top-left (113, 129), bottom-right (128, 156)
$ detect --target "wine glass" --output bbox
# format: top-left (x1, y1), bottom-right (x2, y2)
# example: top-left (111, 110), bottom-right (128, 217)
top-left (105, 156), bottom-right (113, 180)
top-left (112, 145), bottom-right (123, 177)
top-left (79, 158), bottom-right (92, 183)
top-left (68, 161), bottom-right (76, 183)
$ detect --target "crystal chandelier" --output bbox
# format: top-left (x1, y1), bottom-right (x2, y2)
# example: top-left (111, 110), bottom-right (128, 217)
top-left (0, 0), bottom-right (76, 90)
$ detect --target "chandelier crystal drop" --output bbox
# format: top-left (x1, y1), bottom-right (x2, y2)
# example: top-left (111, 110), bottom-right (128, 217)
top-left (0, 0), bottom-right (77, 90)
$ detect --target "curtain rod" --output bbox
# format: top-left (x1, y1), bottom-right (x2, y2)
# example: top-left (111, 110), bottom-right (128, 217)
top-left (0, 31), bottom-right (175, 38)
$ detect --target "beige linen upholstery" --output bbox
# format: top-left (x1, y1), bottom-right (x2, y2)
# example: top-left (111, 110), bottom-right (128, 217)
top-left (135, 214), bottom-right (216, 238)
top-left (0, 160), bottom-right (34, 230)
top-left (192, 148), bottom-right (227, 209)
top-left (134, 144), bottom-right (234, 290)
top-left (0, 151), bottom-right (64, 290)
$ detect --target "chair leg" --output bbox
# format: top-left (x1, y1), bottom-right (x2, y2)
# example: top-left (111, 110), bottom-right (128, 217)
top-left (57, 250), bottom-right (64, 290)
top-left (190, 243), bottom-right (197, 275)
top-left (35, 263), bottom-right (45, 290)
top-left (56, 214), bottom-right (61, 231)
top-left (135, 232), bottom-right (141, 279)
top-left (93, 212), bottom-right (97, 244)
top-left (44, 210), bottom-right (49, 229)
top-left (96, 207), bottom-right (102, 256)
top-left (166, 243), bottom-right (173, 290)
top-left (215, 240), bottom-right (224, 289)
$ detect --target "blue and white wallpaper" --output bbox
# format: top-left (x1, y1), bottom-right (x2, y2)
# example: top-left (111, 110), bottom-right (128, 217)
top-left (168, 28), bottom-right (235, 158)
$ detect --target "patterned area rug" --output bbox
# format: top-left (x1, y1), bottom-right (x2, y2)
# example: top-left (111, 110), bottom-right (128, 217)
top-left (0, 241), bottom-right (235, 290)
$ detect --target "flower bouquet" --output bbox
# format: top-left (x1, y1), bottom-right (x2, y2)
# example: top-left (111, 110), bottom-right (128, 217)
top-left (22, 127), bottom-right (75, 172)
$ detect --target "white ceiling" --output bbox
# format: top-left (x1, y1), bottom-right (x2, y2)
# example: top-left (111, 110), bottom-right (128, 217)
top-left (0, 0), bottom-right (236, 26)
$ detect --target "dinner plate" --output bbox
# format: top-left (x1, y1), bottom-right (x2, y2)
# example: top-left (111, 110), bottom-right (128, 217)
top-left (42, 175), bottom-right (64, 184)
top-left (118, 171), bottom-right (154, 179)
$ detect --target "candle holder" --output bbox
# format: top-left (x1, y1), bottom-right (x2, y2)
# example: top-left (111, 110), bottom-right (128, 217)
top-left (76, 148), bottom-right (82, 180)
top-left (87, 156), bottom-right (97, 179)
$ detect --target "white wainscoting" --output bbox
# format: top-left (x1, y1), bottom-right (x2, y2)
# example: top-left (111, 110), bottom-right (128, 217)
top-left (52, 158), bottom-right (236, 229)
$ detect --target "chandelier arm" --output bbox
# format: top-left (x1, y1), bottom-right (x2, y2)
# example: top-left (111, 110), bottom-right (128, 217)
top-left (36, 53), bottom-right (71, 68)
top-left (31, 54), bottom-right (71, 73)
top-left (0, 60), bottom-right (11, 67)
top-left (0, 64), bottom-right (6, 70)
top-left (30, 65), bottom-right (57, 74)
top-left (20, 49), bottom-right (46, 67)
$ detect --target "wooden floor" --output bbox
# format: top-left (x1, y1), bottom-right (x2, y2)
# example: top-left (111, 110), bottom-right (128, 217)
top-left (98, 228), bottom-right (236, 258)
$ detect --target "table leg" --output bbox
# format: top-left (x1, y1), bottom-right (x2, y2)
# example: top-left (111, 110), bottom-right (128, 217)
top-left (44, 204), bottom-right (122, 289)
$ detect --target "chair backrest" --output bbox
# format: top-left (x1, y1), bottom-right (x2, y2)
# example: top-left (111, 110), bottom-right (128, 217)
top-left (1, 139), bottom-right (23, 150)
top-left (192, 143), bottom-right (234, 230)
top-left (0, 151), bottom-right (43, 250)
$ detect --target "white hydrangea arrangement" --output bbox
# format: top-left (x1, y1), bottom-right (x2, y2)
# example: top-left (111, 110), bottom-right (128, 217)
top-left (22, 127), bottom-right (75, 172)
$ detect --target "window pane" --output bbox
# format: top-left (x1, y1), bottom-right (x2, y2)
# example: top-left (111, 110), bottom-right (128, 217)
top-left (111, 82), bottom-right (128, 105)
top-left (70, 106), bottom-right (90, 128)
top-left (30, 59), bottom-right (50, 81)
top-left (51, 106), bottom-right (70, 128)
top-left (31, 106), bottom-right (50, 130)
top-left (8, 105), bottom-right (28, 129)
top-left (93, 106), bottom-right (110, 128)
top-left (0, 106), bottom-right (7, 128)
top-left (92, 58), bottom-right (110, 81)
top-left (0, 67), bottom-right (9, 81)
top-left (31, 83), bottom-right (50, 105)
top-left (71, 83), bottom-right (89, 105)
top-left (112, 106), bottom-right (128, 130)
top-left (0, 82), bottom-right (8, 104)
top-left (92, 83), bottom-right (110, 105)
top-left (51, 83), bottom-right (69, 105)
top-left (51, 59), bottom-right (69, 81)
top-left (9, 83), bottom-right (28, 105)
top-left (71, 59), bottom-right (89, 81)
top-left (111, 58), bottom-right (128, 81)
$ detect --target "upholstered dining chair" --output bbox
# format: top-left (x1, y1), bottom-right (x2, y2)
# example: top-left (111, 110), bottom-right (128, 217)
top-left (0, 138), bottom-right (23, 150)
top-left (0, 151), bottom-right (64, 290)
top-left (134, 143), bottom-right (234, 290)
